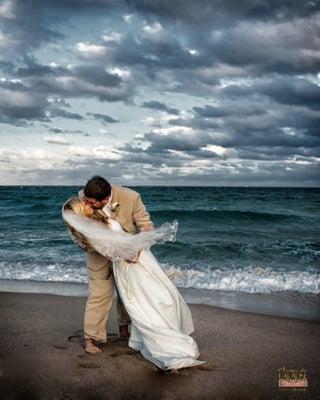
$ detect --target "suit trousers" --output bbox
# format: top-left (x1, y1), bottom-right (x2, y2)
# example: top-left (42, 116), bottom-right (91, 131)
top-left (83, 251), bottom-right (131, 343)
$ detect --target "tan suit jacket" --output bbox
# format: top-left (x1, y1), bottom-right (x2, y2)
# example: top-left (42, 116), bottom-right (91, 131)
top-left (78, 184), bottom-right (154, 234)
top-left (77, 185), bottom-right (152, 337)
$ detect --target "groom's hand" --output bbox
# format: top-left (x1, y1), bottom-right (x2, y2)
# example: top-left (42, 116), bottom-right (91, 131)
top-left (139, 224), bottom-right (154, 232)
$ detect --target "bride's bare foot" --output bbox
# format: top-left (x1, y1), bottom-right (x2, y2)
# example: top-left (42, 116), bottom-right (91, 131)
top-left (110, 324), bottom-right (130, 342)
top-left (84, 338), bottom-right (102, 354)
top-left (119, 324), bottom-right (130, 339)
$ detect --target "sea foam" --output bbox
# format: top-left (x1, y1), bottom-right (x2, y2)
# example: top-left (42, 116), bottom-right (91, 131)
top-left (0, 261), bottom-right (319, 294)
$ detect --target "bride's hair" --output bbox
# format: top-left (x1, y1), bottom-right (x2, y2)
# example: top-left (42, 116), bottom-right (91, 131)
top-left (63, 197), bottom-right (108, 223)
top-left (63, 197), bottom-right (86, 215)
top-left (62, 197), bottom-right (108, 252)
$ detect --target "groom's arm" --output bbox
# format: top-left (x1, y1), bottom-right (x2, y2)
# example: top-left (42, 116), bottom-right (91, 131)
top-left (132, 194), bottom-right (154, 232)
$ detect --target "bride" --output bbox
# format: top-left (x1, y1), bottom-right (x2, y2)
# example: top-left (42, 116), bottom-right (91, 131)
top-left (62, 197), bottom-right (206, 372)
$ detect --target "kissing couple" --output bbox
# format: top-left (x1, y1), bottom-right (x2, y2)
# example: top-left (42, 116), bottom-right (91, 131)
top-left (62, 175), bottom-right (205, 373)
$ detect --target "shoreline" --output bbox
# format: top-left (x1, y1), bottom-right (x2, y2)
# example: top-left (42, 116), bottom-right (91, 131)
top-left (0, 291), bottom-right (319, 399)
top-left (0, 278), bottom-right (319, 321)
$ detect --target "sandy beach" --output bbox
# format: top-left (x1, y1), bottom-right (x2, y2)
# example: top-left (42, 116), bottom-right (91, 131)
top-left (0, 291), bottom-right (319, 400)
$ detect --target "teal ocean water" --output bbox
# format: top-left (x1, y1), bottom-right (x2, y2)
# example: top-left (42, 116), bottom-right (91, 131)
top-left (1, 186), bottom-right (319, 294)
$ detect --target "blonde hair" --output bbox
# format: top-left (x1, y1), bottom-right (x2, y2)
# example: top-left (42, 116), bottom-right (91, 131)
top-left (62, 196), bottom-right (107, 252)
top-left (63, 197), bottom-right (108, 222)
top-left (62, 197), bottom-right (94, 252)
top-left (63, 196), bottom-right (86, 213)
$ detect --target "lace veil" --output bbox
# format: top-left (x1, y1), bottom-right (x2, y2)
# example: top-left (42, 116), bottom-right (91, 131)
top-left (62, 206), bottom-right (178, 261)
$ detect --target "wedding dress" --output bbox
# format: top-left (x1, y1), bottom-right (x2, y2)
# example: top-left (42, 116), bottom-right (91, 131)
top-left (109, 219), bottom-right (206, 371)
top-left (62, 209), bottom-right (206, 370)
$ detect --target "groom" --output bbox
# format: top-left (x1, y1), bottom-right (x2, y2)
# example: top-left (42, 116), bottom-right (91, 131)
top-left (78, 175), bottom-right (154, 354)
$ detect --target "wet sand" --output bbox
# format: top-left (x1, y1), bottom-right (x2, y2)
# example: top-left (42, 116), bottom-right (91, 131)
top-left (0, 291), bottom-right (319, 399)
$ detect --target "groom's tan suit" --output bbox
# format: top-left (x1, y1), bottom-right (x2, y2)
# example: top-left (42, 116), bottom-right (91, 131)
top-left (78, 185), bottom-right (154, 343)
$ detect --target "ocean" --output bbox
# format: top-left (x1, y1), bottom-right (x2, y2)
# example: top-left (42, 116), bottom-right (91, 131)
top-left (1, 186), bottom-right (319, 318)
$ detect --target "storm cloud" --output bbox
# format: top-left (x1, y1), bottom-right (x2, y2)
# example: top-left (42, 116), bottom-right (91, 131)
top-left (0, 0), bottom-right (319, 185)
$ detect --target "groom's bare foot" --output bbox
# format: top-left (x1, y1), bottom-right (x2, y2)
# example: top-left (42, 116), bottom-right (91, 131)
top-left (84, 338), bottom-right (102, 354)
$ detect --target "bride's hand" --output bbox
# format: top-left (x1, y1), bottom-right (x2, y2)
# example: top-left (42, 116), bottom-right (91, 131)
top-left (125, 250), bottom-right (141, 264)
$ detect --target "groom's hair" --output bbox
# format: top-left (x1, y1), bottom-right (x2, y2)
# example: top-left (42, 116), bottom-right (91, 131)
top-left (84, 175), bottom-right (112, 201)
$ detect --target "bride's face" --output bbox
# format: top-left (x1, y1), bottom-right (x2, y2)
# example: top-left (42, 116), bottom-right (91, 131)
top-left (82, 201), bottom-right (94, 216)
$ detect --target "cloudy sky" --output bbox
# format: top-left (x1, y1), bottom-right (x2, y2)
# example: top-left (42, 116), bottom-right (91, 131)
top-left (0, 0), bottom-right (319, 186)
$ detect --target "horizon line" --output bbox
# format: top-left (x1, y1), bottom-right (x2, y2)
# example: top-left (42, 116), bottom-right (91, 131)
top-left (0, 185), bottom-right (319, 189)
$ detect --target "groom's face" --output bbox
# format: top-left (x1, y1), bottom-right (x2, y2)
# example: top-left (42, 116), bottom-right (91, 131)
top-left (84, 195), bottom-right (110, 209)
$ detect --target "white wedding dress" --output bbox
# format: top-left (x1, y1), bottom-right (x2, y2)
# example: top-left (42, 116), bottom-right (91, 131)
top-left (109, 218), bottom-right (206, 371)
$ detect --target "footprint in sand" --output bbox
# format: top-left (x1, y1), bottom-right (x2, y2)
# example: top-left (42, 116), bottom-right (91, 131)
top-left (52, 344), bottom-right (69, 350)
top-left (150, 364), bottom-right (222, 376)
top-left (109, 349), bottom-right (137, 357)
top-left (78, 362), bottom-right (100, 369)
top-left (67, 329), bottom-right (83, 342)
top-left (195, 364), bottom-right (223, 372)
top-left (68, 334), bottom-right (82, 342)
